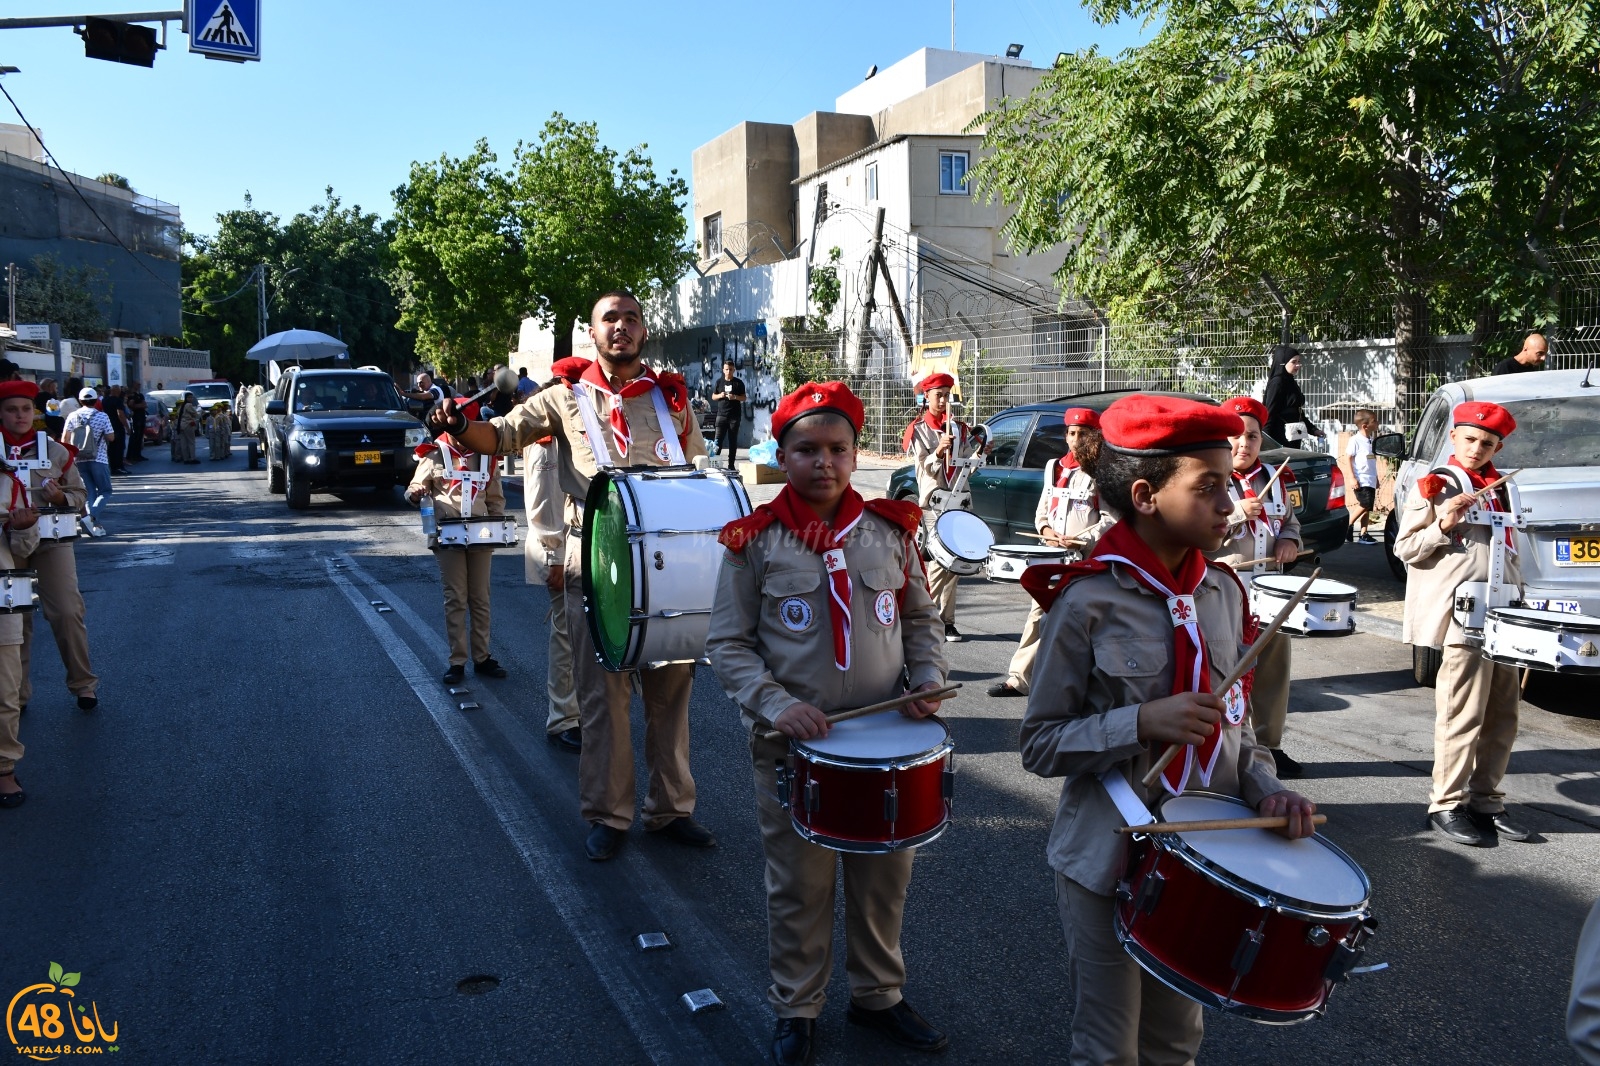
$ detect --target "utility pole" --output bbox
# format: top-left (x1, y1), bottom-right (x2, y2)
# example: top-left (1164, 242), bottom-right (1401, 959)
top-left (950, 0), bottom-right (955, 49)
top-left (852, 207), bottom-right (886, 373)
top-left (255, 262), bottom-right (268, 341)
top-left (5, 262), bottom-right (15, 329)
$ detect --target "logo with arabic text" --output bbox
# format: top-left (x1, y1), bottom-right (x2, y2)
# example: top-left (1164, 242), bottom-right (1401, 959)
top-left (7, 962), bottom-right (119, 1060)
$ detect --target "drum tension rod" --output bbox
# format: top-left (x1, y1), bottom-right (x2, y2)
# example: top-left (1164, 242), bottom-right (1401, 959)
top-left (1135, 871), bottom-right (1165, 915)
top-left (883, 787), bottom-right (899, 825)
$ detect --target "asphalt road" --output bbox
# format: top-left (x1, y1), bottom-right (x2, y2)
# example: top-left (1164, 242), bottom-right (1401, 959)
top-left (5, 441), bottom-right (1597, 1065)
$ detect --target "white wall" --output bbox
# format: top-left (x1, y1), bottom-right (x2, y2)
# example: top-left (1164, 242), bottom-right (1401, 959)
top-left (834, 48), bottom-right (1030, 116)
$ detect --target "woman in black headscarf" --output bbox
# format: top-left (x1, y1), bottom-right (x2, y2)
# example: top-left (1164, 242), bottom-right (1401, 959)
top-left (1261, 344), bottom-right (1323, 447)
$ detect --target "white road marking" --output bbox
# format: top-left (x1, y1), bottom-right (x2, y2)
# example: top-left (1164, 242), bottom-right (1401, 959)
top-left (325, 553), bottom-right (768, 1064)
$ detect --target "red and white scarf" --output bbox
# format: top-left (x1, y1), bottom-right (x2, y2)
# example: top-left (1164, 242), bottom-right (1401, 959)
top-left (1231, 464), bottom-right (1282, 539)
top-left (1089, 520), bottom-right (1230, 795)
top-left (1449, 456), bottom-right (1515, 553)
top-left (767, 484), bottom-right (866, 671)
top-left (904, 410), bottom-right (969, 483)
top-left (577, 361), bottom-right (689, 461)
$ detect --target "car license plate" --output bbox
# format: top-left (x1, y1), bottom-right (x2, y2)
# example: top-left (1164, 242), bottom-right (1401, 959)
top-left (1523, 598), bottom-right (1582, 614)
top-left (354, 450), bottom-right (381, 466)
top-left (1555, 537), bottom-right (1600, 566)
top-left (1287, 486), bottom-right (1304, 510)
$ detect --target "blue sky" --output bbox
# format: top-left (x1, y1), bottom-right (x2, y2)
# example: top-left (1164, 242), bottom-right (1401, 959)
top-left (1, 1), bottom-right (1149, 236)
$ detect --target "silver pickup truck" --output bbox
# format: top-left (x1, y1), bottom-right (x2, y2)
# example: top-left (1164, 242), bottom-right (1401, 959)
top-left (1376, 368), bottom-right (1600, 683)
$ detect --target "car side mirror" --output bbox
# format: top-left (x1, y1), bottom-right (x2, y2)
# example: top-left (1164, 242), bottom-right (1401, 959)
top-left (265, 400), bottom-right (286, 416)
top-left (1373, 432), bottom-right (1405, 460)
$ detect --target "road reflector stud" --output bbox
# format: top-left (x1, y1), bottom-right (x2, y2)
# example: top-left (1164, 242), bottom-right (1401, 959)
top-left (681, 988), bottom-right (723, 1013)
top-left (636, 932), bottom-right (671, 951)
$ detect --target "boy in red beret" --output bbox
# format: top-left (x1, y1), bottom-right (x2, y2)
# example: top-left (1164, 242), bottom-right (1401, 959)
top-left (0, 379), bottom-right (44, 806)
top-left (991, 407), bottom-right (1113, 698)
top-left (1208, 395), bottom-right (1304, 778)
top-left (709, 382), bottom-right (950, 1065)
top-left (903, 371), bottom-right (979, 641)
top-left (1018, 393), bottom-right (1314, 1064)
top-left (1394, 400), bottom-right (1531, 846)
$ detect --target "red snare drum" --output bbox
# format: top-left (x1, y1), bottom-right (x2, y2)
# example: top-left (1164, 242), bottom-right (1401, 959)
top-left (780, 711), bottom-right (954, 853)
top-left (1115, 794), bottom-right (1377, 1024)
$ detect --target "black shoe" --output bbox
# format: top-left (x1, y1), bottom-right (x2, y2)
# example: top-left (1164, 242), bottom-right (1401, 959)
top-left (1429, 808), bottom-right (1490, 846)
top-left (847, 999), bottom-right (947, 1053)
top-left (585, 822), bottom-right (625, 861)
top-left (1271, 748), bottom-right (1303, 779)
top-left (547, 727), bottom-right (582, 753)
top-left (652, 816), bottom-right (717, 848)
top-left (474, 657), bottom-right (508, 678)
top-left (0, 773), bottom-right (24, 809)
top-left (442, 664), bottom-right (465, 684)
top-left (1473, 809), bottom-right (1535, 842)
top-left (943, 623), bottom-right (962, 643)
top-left (76, 695), bottom-right (98, 712)
top-left (986, 681), bottom-right (1024, 698)
top-left (771, 1017), bottom-right (816, 1066)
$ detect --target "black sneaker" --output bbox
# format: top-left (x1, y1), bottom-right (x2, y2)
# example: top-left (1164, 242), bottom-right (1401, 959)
top-left (474, 657), bottom-right (508, 678)
top-left (943, 623), bottom-right (962, 643)
top-left (76, 695), bottom-right (98, 712)
top-left (443, 664), bottom-right (465, 684)
top-left (1271, 748), bottom-right (1303, 779)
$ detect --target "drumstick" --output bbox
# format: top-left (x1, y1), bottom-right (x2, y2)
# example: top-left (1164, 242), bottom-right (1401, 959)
top-left (758, 684), bottom-right (963, 741)
top-left (1116, 814), bottom-right (1327, 835)
top-left (1259, 460), bottom-right (1291, 497)
top-left (1230, 550), bottom-right (1314, 569)
top-left (1015, 530), bottom-right (1046, 540)
top-left (1140, 567), bottom-right (1323, 790)
top-left (1471, 471), bottom-right (1516, 501)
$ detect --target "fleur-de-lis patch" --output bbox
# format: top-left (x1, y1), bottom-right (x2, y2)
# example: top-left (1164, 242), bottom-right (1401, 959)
top-left (1166, 595), bottom-right (1196, 627)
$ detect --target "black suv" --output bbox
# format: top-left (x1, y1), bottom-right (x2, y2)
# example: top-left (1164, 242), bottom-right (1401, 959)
top-left (262, 368), bottom-right (427, 509)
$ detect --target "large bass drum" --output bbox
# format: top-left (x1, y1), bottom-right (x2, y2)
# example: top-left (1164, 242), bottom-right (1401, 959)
top-left (582, 467), bottom-right (751, 671)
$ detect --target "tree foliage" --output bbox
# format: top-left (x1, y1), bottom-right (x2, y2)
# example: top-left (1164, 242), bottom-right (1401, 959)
top-left (182, 190), bottom-right (411, 382)
top-left (12, 255), bottom-right (110, 338)
top-left (390, 113), bottom-right (692, 371)
top-left (972, 0), bottom-right (1600, 380)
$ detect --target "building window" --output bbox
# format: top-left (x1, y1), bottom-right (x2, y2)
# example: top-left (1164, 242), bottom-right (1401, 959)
top-left (704, 213), bottom-right (722, 258)
top-left (939, 151), bottom-right (969, 195)
top-left (866, 163), bottom-right (879, 202)
top-left (817, 182), bottom-right (829, 224)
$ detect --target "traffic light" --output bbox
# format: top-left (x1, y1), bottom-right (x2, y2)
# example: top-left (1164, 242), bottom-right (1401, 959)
top-left (80, 17), bottom-right (158, 68)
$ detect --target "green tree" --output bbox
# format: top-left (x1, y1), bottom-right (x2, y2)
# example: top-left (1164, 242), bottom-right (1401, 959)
top-left (94, 173), bottom-right (132, 191)
top-left (972, 0), bottom-right (1600, 403)
top-left (390, 114), bottom-right (693, 370)
top-left (12, 255), bottom-right (110, 338)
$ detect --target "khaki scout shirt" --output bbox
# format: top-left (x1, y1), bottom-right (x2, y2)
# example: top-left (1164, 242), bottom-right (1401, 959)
top-left (1210, 463), bottom-right (1302, 571)
top-left (1035, 459), bottom-right (1114, 548)
top-left (1018, 563), bottom-right (1284, 895)
top-left (707, 510), bottom-right (947, 731)
top-left (1395, 469), bottom-right (1523, 649)
top-left (490, 370), bottom-right (707, 506)
top-left (407, 448), bottom-right (507, 521)
top-left (7, 436), bottom-right (83, 561)
top-left (906, 418), bottom-right (977, 507)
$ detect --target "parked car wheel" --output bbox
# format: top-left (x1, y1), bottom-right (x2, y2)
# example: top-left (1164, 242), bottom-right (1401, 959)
top-left (1383, 511), bottom-right (1405, 581)
top-left (1412, 644), bottom-right (1441, 687)
top-left (285, 464), bottom-right (310, 510)
top-left (267, 453), bottom-right (286, 494)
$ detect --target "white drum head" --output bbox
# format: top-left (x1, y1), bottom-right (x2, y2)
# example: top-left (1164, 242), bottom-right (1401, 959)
top-left (798, 710), bottom-right (949, 760)
top-left (1252, 575), bottom-right (1358, 598)
top-left (1491, 607), bottom-right (1600, 628)
top-left (935, 510), bottom-right (995, 562)
top-left (990, 544), bottom-right (1068, 560)
top-left (1159, 794), bottom-right (1367, 907)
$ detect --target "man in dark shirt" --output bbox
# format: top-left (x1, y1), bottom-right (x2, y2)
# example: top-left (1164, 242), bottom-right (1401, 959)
top-left (1493, 332), bottom-right (1548, 375)
top-left (710, 360), bottom-right (746, 470)
top-left (102, 386), bottom-right (128, 475)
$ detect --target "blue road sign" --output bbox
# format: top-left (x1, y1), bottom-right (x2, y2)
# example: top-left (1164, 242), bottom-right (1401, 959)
top-left (189, 0), bottom-right (260, 62)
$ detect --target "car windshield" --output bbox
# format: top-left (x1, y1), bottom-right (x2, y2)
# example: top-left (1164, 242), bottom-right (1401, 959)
top-left (188, 383), bottom-right (233, 402)
top-left (1495, 396), bottom-right (1600, 469)
top-left (293, 375), bottom-right (403, 412)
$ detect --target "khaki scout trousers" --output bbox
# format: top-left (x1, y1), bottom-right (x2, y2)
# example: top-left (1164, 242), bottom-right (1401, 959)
top-left (1003, 600), bottom-right (1048, 693)
top-left (434, 547), bottom-right (493, 667)
top-left (173, 424), bottom-right (196, 462)
top-left (1246, 630), bottom-right (1291, 750)
top-left (752, 734), bottom-right (912, 1017)
top-left (18, 540), bottom-right (97, 703)
top-left (0, 645), bottom-right (23, 775)
top-left (1056, 874), bottom-right (1203, 1066)
top-left (926, 558), bottom-right (958, 624)
top-left (544, 583), bottom-right (579, 735)
top-left (564, 534), bottom-right (695, 831)
top-left (1429, 643), bottom-right (1520, 815)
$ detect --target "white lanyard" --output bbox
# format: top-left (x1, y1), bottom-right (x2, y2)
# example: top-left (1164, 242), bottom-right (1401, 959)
top-left (440, 443), bottom-right (491, 519)
top-left (572, 380), bottom-right (686, 468)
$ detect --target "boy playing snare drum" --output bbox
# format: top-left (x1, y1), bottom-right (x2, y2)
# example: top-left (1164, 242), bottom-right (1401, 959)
top-left (1018, 394), bottom-right (1313, 1065)
top-left (708, 382), bottom-right (950, 1066)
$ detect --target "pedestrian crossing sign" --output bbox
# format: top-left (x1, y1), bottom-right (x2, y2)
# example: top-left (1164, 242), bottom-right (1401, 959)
top-left (189, 0), bottom-right (260, 62)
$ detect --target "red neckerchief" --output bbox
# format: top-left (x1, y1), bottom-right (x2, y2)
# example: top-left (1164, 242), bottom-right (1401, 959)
top-left (2, 429), bottom-right (34, 506)
top-left (1231, 464), bottom-right (1282, 538)
top-left (1056, 451), bottom-right (1079, 486)
top-left (578, 361), bottom-right (688, 460)
top-left (1449, 456), bottom-right (1513, 550)
top-left (766, 485), bottom-right (867, 671)
top-left (1062, 519), bottom-right (1229, 795)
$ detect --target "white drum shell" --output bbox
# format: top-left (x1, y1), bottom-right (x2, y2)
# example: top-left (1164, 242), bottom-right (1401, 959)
top-left (614, 469), bottom-right (752, 668)
top-left (927, 510), bottom-right (994, 576)
top-left (1249, 576), bottom-right (1357, 635)
top-left (34, 511), bottom-right (79, 540)
top-left (986, 544), bottom-right (1075, 582)
top-left (432, 516), bottom-right (520, 549)
top-left (0, 570), bottom-right (39, 614)
top-left (1451, 580), bottom-right (1488, 633)
top-left (1483, 608), bottom-right (1600, 675)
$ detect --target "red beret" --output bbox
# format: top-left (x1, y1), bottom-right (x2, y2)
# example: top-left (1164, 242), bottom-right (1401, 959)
top-left (1453, 401), bottom-right (1515, 439)
top-left (550, 357), bottom-right (591, 381)
top-left (1100, 394), bottom-right (1244, 455)
top-left (915, 372), bottom-right (955, 393)
top-left (1063, 407), bottom-right (1100, 429)
top-left (1221, 396), bottom-right (1269, 428)
top-left (773, 381), bottom-right (864, 444)
top-left (0, 380), bottom-right (38, 403)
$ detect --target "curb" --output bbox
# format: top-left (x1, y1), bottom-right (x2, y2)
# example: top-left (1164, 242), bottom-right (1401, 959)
top-left (1352, 608), bottom-right (1404, 644)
